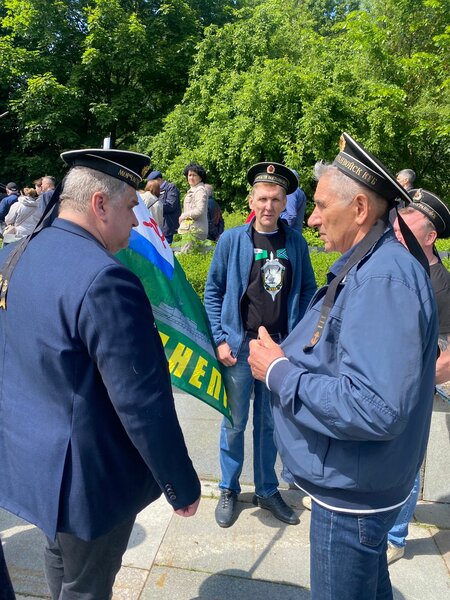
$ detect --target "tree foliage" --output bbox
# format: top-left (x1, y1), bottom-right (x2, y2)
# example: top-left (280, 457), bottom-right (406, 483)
top-left (0, 0), bottom-right (448, 207)
top-left (0, 0), bottom-right (240, 184)
top-left (147, 0), bottom-right (449, 208)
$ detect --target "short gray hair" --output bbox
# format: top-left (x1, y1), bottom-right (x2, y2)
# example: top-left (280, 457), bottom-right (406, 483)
top-left (59, 167), bottom-right (132, 213)
top-left (42, 175), bottom-right (56, 189)
top-left (396, 169), bottom-right (416, 185)
top-left (314, 161), bottom-right (388, 212)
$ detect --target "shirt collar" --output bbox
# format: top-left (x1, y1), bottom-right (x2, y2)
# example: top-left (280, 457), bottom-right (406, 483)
top-left (327, 226), bottom-right (393, 282)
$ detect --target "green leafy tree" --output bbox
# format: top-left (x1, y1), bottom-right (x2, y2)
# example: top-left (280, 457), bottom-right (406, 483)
top-left (147, 0), bottom-right (449, 209)
top-left (0, 0), bottom-right (239, 184)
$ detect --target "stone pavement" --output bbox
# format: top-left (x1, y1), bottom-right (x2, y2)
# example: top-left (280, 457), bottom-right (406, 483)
top-left (1, 392), bottom-right (449, 599)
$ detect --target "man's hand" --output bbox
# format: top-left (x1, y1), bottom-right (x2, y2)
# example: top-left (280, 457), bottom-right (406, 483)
top-left (216, 341), bottom-right (237, 366)
top-left (436, 334), bottom-right (450, 384)
top-left (249, 326), bottom-right (285, 382)
top-left (174, 496), bottom-right (200, 517)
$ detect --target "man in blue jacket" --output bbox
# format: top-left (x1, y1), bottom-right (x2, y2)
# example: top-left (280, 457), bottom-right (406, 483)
top-left (146, 170), bottom-right (181, 243)
top-left (0, 182), bottom-right (19, 223)
top-left (280, 169), bottom-right (307, 231)
top-left (204, 162), bottom-right (317, 528)
top-left (0, 149), bottom-right (200, 599)
top-left (249, 134), bottom-right (438, 600)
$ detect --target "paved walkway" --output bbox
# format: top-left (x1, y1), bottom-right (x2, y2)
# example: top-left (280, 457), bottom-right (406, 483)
top-left (1, 392), bottom-right (449, 599)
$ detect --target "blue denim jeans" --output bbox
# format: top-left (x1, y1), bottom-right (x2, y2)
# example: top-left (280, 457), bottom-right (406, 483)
top-left (310, 501), bottom-right (402, 600)
top-left (219, 337), bottom-right (278, 497)
top-left (388, 471), bottom-right (420, 548)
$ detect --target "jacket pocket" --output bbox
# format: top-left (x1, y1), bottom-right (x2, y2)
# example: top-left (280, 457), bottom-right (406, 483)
top-left (311, 435), bottom-right (330, 477)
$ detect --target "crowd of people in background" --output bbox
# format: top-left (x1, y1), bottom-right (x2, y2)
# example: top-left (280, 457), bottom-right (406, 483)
top-left (0, 175), bottom-right (56, 242)
top-left (1, 161), bottom-right (306, 247)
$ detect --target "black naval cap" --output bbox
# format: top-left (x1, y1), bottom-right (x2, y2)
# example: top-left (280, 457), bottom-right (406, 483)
top-left (61, 148), bottom-right (151, 189)
top-left (333, 133), bottom-right (410, 206)
top-left (247, 162), bottom-right (298, 195)
top-left (408, 188), bottom-right (450, 238)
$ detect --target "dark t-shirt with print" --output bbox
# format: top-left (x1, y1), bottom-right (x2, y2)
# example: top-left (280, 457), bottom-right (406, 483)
top-left (430, 261), bottom-right (450, 335)
top-left (241, 228), bottom-right (292, 336)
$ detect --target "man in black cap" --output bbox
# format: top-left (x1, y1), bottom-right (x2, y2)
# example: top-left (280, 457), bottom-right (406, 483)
top-left (248, 134), bottom-right (438, 599)
top-left (388, 189), bottom-right (450, 563)
top-left (0, 182), bottom-right (19, 224)
top-left (146, 170), bottom-right (181, 243)
top-left (204, 162), bottom-right (317, 528)
top-left (0, 149), bottom-right (200, 599)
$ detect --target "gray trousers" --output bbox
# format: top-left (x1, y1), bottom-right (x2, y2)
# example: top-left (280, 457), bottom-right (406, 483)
top-left (44, 516), bottom-right (135, 600)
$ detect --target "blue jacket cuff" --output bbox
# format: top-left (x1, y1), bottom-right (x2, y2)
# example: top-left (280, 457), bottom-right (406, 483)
top-left (268, 359), bottom-right (298, 396)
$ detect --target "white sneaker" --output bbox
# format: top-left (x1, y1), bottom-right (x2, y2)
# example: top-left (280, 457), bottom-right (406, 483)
top-left (302, 495), bottom-right (312, 511)
top-left (387, 542), bottom-right (405, 564)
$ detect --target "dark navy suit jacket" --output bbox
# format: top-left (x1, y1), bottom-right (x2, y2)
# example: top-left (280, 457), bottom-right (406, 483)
top-left (0, 218), bottom-right (200, 540)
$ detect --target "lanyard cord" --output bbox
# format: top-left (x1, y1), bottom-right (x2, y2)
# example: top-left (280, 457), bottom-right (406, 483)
top-left (303, 211), bottom-right (430, 352)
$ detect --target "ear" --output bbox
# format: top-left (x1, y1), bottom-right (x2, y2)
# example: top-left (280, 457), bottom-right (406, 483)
top-left (91, 191), bottom-right (108, 221)
top-left (425, 228), bottom-right (438, 247)
top-left (354, 193), bottom-right (370, 225)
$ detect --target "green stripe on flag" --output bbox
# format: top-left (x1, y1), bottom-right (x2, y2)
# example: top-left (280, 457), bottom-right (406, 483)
top-left (117, 248), bottom-right (232, 423)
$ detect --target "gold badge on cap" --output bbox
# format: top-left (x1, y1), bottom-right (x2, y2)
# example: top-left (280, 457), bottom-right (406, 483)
top-left (267, 164), bottom-right (275, 174)
top-left (339, 134), bottom-right (346, 152)
top-left (412, 189), bottom-right (423, 202)
top-left (141, 165), bottom-right (150, 179)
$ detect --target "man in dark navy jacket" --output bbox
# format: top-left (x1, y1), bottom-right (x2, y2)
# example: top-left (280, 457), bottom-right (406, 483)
top-left (0, 149), bottom-right (200, 599)
top-left (146, 170), bottom-right (181, 243)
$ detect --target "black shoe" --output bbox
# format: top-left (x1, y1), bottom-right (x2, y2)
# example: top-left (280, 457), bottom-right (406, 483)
top-left (215, 489), bottom-right (238, 528)
top-left (252, 491), bottom-right (299, 525)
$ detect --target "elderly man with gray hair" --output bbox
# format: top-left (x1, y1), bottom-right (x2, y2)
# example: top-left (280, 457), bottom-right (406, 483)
top-left (249, 133), bottom-right (438, 600)
top-left (396, 168), bottom-right (416, 191)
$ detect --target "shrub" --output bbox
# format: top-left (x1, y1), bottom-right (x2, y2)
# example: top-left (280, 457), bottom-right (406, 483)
top-left (223, 210), bottom-right (246, 230)
top-left (302, 227), bottom-right (324, 248)
top-left (310, 251), bottom-right (339, 286)
top-left (176, 251), bottom-right (213, 299)
top-left (435, 238), bottom-right (450, 253)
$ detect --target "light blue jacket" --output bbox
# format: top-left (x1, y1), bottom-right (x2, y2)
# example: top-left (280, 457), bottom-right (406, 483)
top-left (268, 229), bottom-right (438, 511)
top-left (204, 219), bottom-right (317, 357)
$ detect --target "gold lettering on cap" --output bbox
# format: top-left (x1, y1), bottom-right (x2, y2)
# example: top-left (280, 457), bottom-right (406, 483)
top-left (118, 169), bottom-right (139, 187)
top-left (361, 171), bottom-right (377, 185)
top-left (335, 155), bottom-right (362, 176)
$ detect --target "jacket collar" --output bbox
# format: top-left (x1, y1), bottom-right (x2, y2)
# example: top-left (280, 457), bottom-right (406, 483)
top-left (51, 217), bottom-right (105, 248)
